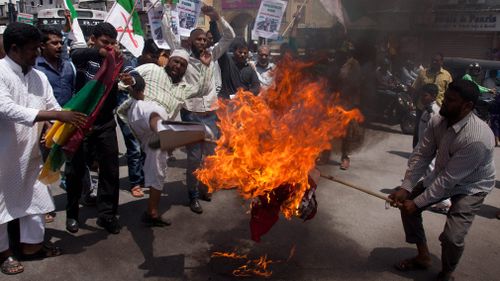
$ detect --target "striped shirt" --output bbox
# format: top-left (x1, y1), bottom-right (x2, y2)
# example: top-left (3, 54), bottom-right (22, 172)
top-left (401, 112), bottom-right (496, 208)
top-left (135, 63), bottom-right (199, 118)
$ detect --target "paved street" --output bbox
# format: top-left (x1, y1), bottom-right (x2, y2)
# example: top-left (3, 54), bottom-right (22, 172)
top-left (8, 123), bottom-right (500, 281)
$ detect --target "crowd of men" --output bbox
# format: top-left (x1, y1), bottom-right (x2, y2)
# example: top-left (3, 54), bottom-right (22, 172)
top-left (0, 5), bottom-right (498, 281)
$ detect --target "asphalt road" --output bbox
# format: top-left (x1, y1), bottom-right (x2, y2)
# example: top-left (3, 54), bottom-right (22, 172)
top-left (7, 122), bottom-right (500, 281)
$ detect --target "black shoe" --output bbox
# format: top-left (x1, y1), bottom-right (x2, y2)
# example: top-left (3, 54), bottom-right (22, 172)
top-left (141, 212), bottom-right (171, 227)
top-left (200, 193), bottom-right (212, 202)
top-left (96, 216), bottom-right (121, 234)
top-left (66, 219), bottom-right (79, 233)
top-left (190, 199), bottom-right (203, 214)
top-left (80, 193), bottom-right (97, 207)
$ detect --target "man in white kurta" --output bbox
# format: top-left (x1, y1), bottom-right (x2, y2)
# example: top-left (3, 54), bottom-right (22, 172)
top-left (0, 54), bottom-right (61, 250)
top-left (0, 23), bottom-right (87, 273)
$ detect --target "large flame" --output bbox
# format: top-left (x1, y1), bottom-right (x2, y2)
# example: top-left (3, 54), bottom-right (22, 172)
top-left (196, 55), bottom-right (363, 218)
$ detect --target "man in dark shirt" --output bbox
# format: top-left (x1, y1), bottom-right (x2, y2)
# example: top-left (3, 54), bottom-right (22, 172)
top-left (66, 23), bottom-right (134, 234)
top-left (218, 39), bottom-right (260, 99)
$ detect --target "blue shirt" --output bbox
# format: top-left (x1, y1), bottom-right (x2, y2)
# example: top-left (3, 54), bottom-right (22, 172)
top-left (35, 56), bottom-right (75, 106)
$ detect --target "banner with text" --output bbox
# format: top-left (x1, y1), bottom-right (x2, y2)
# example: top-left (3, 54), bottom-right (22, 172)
top-left (177, 0), bottom-right (202, 37)
top-left (252, 0), bottom-right (287, 39)
top-left (147, 4), bottom-right (180, 49)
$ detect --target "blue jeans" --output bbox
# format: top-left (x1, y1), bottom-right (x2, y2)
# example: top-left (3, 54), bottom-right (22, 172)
top-left (180, 109), bottom-right (219, 200)
top-left (117, 92), bottom-right (145, 188)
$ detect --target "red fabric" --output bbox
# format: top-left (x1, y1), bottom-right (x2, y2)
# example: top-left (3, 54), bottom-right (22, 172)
top-left (250, 177), bottom-right (318, 242)
top-left (250, 185), bottom-right (292, 242)
top-left (63, 49), bottom-right (123, 155)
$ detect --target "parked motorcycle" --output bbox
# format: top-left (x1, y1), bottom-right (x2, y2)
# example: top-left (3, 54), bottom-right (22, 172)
top-left (362, 83), bottom-right (417, 135)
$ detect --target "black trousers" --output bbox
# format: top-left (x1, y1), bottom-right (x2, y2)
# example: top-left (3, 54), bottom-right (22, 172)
top-left (65, 120), bottom-right (120, 220)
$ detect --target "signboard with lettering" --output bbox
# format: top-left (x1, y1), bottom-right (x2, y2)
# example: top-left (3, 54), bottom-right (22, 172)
top-left (221, 0), bottom-right (261, 9)
top-left (252, 0), bottom-right (287, 39)
top-left (432, 13), bottom-right (500, 31)
top-left (17, 13), bottom-right (34, 25)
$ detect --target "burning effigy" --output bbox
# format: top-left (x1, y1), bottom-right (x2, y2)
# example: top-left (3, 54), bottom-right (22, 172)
top-left (195, 55), bottom-right (363, 242)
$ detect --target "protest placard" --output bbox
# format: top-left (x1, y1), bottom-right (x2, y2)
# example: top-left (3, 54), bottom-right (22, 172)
top-left (252, 0), bottom-right (287, 39)
top-left (176, 0), bottom-right (202, 37)
top-left (147, 4), bottom-right (180, 49)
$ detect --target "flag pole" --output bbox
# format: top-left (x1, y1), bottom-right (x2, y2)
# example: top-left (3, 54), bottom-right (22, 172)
top-left (117, 0), bottom-right (141, 44)
top-left (281, 0), bottom-right (309, 37)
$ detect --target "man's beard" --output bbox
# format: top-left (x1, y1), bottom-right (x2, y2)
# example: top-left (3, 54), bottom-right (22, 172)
top-left (439, 107), bottom-right (459, 120)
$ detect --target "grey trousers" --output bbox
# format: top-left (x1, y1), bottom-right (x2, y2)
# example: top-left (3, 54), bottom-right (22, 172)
top-left (400, 182), bottom-right (486, 273)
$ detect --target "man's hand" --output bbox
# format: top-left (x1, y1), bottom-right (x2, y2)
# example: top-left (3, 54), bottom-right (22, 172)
top-left (63, 10), bottom-right (72, 32)
top-left (119, 73), bottom-right (136, 87)
top-left (389, 188), bottom-right (410, 208)
top-left (201, 6), bottom-right (220, 21)
top-left (40, 121), bottom-right (53, 146)
top-left (57, 111), bottom-right (87, 128)
top-left (200, 51), bottom-right (212, 66)
top-left (98, 47), bottom-right (108, 58)
top-left (401, 200), bottom-right (418, 215)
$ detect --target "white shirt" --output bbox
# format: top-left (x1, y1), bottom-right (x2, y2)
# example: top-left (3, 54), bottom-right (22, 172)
top-left (0, 56), bottom-right (60, 224)
top-left (251, 61), bottom-right (275, 87)
top-left (418, 101), bottom-right (440, 140)
top-left (162, 9), bottom-right (235, 112)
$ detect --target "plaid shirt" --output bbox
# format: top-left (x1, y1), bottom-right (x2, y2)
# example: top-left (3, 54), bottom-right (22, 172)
top-left (135, 63), bottom-right (199, 118)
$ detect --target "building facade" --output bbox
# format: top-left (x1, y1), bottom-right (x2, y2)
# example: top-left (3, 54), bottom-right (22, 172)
top-left (354, 0), bottom-right (500, 61)
top-left (213, 0), bottom-right (336, 47)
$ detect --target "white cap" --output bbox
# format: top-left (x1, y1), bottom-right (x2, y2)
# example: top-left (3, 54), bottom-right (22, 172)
top-left (170, 49), bottom-right (190, 63)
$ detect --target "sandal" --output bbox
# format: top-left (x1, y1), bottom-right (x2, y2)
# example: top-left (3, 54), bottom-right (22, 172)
top-left (394, 257), bottom-right (431, 272)
top-left (20, 244), bottom-right (62, 261)
top-left (1, 256), bottom-right (24, 275)
top-left (131, 186), bottom-right (144, 198)
top-left (45, 213), bottom-right (55, 223)
top-left (141, 212), bottom-right (171, 227)
top-left (340, 157), bottom-right (350, 170)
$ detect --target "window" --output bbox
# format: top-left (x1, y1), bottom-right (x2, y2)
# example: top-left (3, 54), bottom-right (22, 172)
top-left (49, 0), bottom-right (53, 4)
top-left (31, 1), bottom-right (35, 7)
top-left (39, 0), bottom-right (43, 6)
top-left (0, 6), bottom-right (4, 17)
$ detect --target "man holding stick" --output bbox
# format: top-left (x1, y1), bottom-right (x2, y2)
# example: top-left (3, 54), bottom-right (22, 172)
top-left (389, 80), bottom-right (495, 281)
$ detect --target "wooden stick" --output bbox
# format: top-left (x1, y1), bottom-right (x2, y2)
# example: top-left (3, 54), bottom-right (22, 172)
top-left (320, 174), bottom-right (393, 203)
top-left (281, 0), bottom-right (309, 37)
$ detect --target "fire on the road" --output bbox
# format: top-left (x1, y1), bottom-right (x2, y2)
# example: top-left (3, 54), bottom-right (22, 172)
top-left (195, 55), bottom-right (363, 218)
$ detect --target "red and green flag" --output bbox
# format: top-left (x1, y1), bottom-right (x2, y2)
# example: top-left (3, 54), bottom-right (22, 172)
top-left (39, 49), bottom-right (123, 184)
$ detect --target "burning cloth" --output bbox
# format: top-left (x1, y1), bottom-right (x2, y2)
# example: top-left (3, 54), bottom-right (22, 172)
top-left (195, 55), bottom-right (363, 240)
top-left (251, 176), bottom-right (318, 242)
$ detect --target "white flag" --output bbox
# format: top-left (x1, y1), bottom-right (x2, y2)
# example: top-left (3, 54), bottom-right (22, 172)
top-left (63, 0), bottom-right (85, 44)
top-left (105, 0), bottom-right (145, 57)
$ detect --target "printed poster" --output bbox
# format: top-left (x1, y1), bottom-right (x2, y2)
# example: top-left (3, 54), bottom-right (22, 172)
top-left (146, 4), bottom-right (180, 49)
top-left (176, 0), bottom-right (202, 37)
top-left (253, 0), bottom-right (287, 39)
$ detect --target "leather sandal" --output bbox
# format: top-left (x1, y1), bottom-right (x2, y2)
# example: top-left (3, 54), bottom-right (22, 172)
top-left (394, 257), bottom-right (431, 271)
top-left (20, 244), bottom-right (62, 261)
top-left (1, 256), bottom-right (24, 275)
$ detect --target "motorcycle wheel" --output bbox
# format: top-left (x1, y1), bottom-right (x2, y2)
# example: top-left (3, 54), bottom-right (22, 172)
top-left (400, 114), bottom-right (415, 135)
